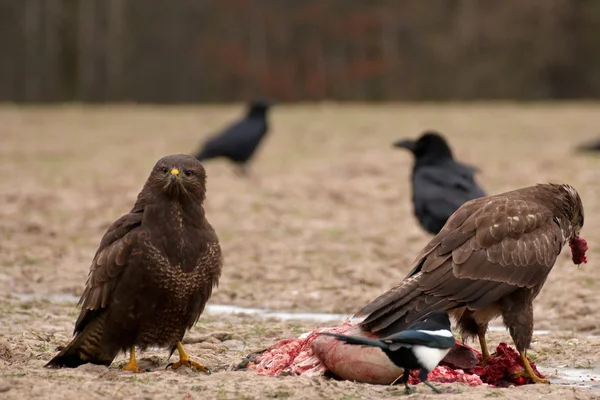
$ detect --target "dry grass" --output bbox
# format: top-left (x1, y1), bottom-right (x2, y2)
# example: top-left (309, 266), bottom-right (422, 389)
top-left (1, 103), bottom-right (600, 399)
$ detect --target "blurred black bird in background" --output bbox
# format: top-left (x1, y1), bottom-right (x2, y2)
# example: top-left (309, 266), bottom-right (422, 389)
top-left (194, 100), bottom-right (272, 176)
top-left (575, 137), bottom-right (600, 152)
top-left (394, 131), bottom-right (486, 235)
top-left (320, 311), bottom-right (455, 394)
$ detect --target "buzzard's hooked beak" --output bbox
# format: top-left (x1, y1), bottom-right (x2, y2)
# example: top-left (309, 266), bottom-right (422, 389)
top-left (170, 168), bottom-right (180, 183)
top-left (393, 139), bottom-right (415, 151)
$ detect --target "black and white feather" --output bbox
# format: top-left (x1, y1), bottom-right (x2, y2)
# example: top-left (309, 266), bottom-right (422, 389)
top-left (320, 311), bottom-right (455, 394)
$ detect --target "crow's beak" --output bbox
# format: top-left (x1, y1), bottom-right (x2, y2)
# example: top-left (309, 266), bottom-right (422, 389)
top-left (170, 168), bottom-right (180, 183)
top-left (393, 139), bottom-right (415, 151)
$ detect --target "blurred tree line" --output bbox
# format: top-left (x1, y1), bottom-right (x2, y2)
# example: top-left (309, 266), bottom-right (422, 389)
top-left (1, 0), bottom-right (600, 103)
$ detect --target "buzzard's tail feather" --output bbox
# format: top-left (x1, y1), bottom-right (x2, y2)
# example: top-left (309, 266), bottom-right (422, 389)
top-left (45, 314), bottom-right (114, 369)
top-left (319, 333), bottom-right (388, 350)
top-left (355, 271), bottom-right (424, 324)
top-left (45, 345), bottom-right (92, 369)
top-left (360, 294), bottom-right (458, 337)
top-left (357, 286), bottom-right (422, 333)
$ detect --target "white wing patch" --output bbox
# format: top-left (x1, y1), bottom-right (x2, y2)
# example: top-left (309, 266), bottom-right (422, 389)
top-left (412, 346), bottom-right (451, 371)
top-left (416, 329), bottom-right (454, 338)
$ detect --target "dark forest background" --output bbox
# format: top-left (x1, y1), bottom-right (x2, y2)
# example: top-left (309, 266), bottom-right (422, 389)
top-left (2, 0), bottom-right (600, 103)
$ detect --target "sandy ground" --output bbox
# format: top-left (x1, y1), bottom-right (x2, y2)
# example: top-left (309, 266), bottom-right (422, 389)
top-left (1, 103), bottom-right (600, 399)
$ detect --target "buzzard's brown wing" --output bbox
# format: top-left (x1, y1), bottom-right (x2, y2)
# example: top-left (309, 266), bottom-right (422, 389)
top-left (358, 195), bottom-right (564, 334)
top-left (74, 205), bottom-right (143, 334)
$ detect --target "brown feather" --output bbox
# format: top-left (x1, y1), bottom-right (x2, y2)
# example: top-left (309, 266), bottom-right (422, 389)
top-left (47, 154), bottom-right (223, 368)
top-left (357, 183), bottom-right (585, 345)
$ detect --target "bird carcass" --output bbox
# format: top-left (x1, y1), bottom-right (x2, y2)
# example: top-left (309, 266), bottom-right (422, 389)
top-left (241, 320), bottom-right (546, 387)
top-left (242, 184), bottom-right (587, 387)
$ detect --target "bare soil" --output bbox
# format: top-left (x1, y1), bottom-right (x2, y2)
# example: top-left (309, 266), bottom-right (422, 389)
top-left (1, 104), bottom-right (600, 399)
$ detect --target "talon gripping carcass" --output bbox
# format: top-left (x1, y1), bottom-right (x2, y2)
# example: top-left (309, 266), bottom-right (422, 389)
top-left (241, 183), bottom-right (587, 388)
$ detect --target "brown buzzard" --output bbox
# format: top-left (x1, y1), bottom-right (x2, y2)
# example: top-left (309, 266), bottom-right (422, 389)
top-left (356, 183), bottom-right (586, 383)
top-left (46, 154), bottom-right (222, 373)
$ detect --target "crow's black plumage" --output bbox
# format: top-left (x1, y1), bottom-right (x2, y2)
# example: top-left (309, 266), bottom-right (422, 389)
top-left (575, 137), bottom-right (600, 153)
top-left (194, 100), bottom-right (272, 175)
top-left (321, 311), bottom-right (454, 394)
top-left (394, 131), bottom-right (486, 235)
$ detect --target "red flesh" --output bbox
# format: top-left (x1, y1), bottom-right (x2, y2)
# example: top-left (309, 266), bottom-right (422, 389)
top-left (468, 342), bottom-right (544, 387)
top-left (247, 322), bottom-right (544, 387)
top-left (569, 236), bottom-right (588, 264)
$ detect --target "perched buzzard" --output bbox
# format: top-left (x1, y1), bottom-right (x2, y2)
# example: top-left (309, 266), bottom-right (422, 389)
top-left (356, 183), bottom-right (586, 383)
top-left (195, 100), bottom-right (272, 176)
top-left (46, 154), bottom-right (222, 373)
top-left (393, 131), bottom-right (486, 234)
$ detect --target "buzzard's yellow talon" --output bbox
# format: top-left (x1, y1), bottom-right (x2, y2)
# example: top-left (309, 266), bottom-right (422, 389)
top-left (520, 352), bottom-right (549, 384)
top-left (121, 346), bottom-right (145, 373)
top-left (169, 359), bottom-right (211, 374)
top-left (168, 341), bottom-right (211, 374)
top-left (529, 375), bottom-right (550, 384)
top-left (122, 363), bottom-right (144, 373)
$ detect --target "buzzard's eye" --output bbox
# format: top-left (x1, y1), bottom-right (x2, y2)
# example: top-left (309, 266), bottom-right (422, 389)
top-left (161, 167), bottom-right (169, 174)
top-left (184, 170), bottom-right (193, 177)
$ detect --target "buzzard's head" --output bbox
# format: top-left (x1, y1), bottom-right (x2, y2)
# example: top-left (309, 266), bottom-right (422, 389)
top-left (559, 184), bottom-right (585, 237)
top-left (556, 184), bottom-right (587, 264)
top-left (149, 154), bottom-right (207, 202)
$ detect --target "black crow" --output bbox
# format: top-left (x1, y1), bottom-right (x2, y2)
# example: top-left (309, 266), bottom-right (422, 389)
top-left (393, 131), bottom-right (486, 235)
top-left (320, 311), bottom-right (455, 394)
top-left (194, 100), bottom-right (272, 175)
top-left (575, 138), bottom-right (600, 152)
